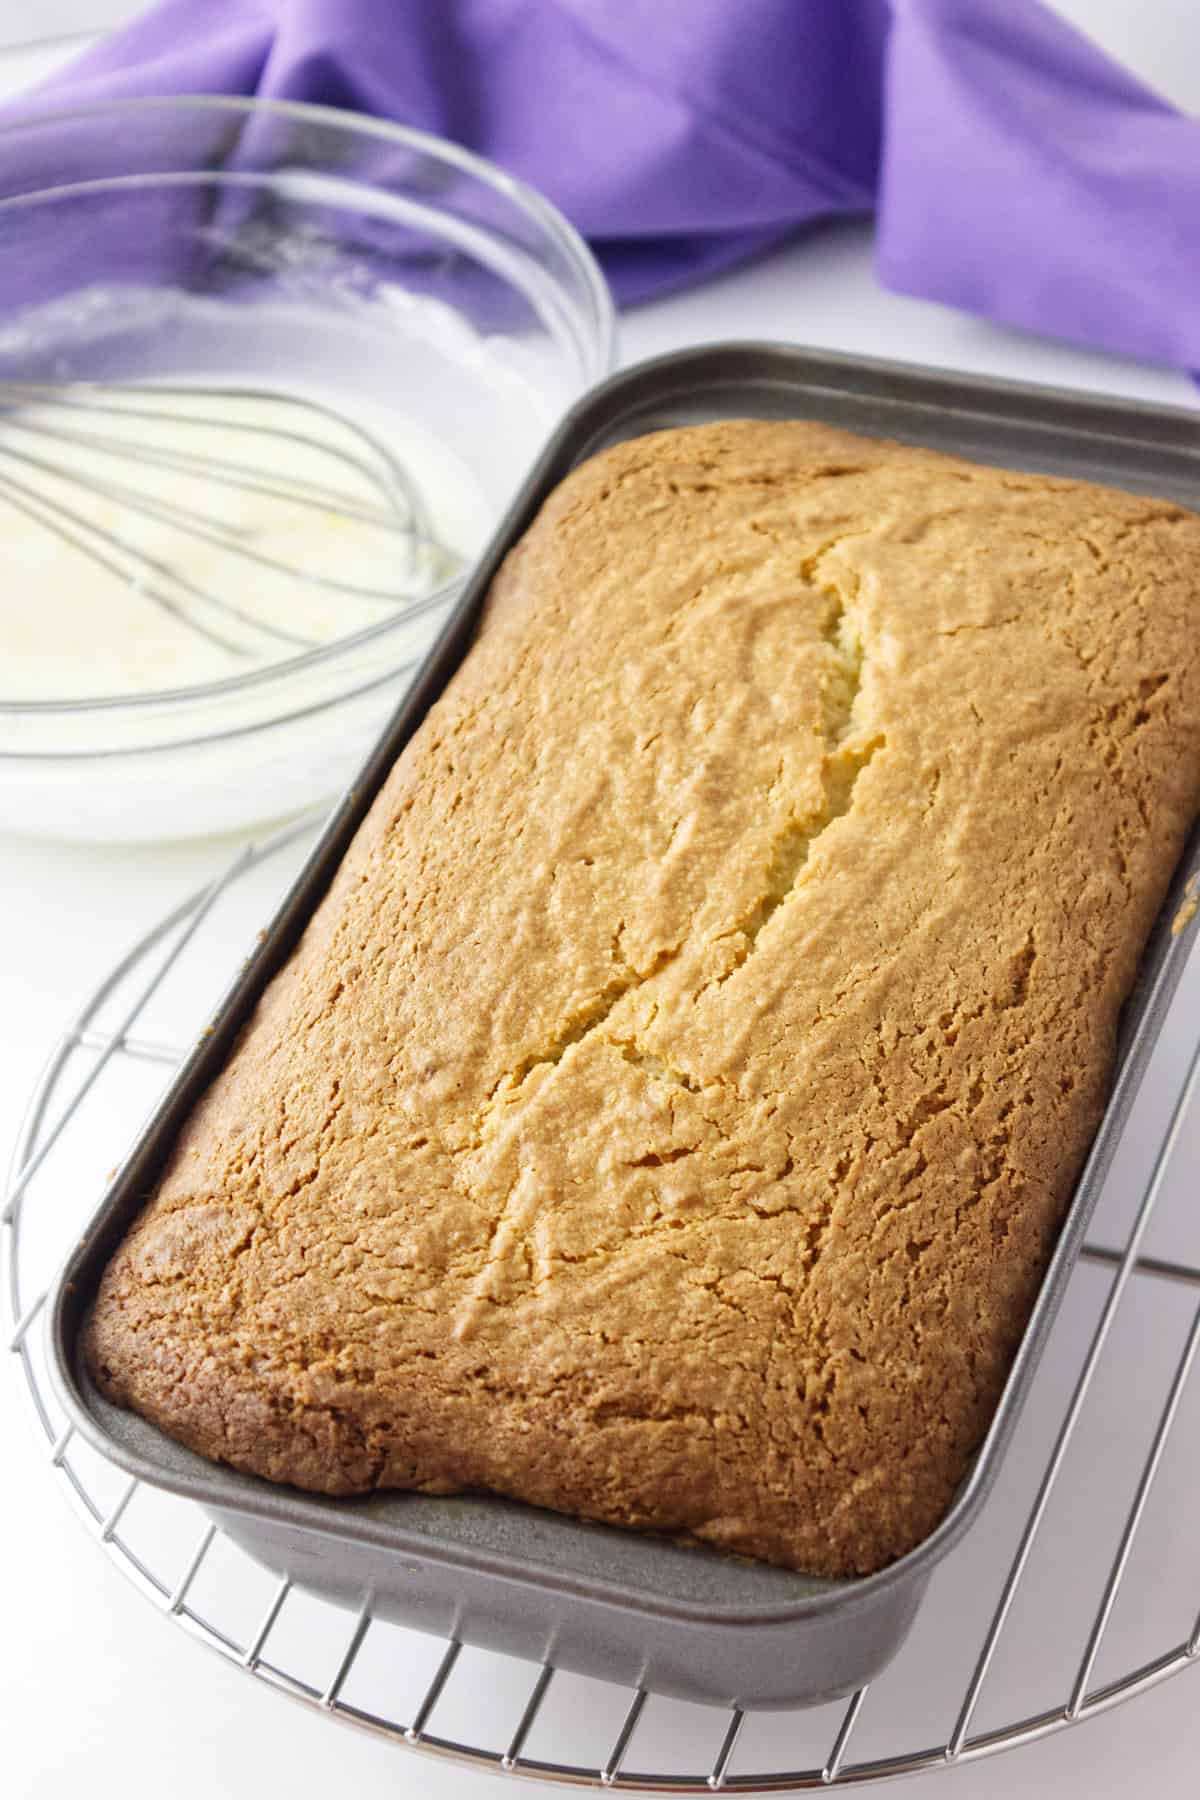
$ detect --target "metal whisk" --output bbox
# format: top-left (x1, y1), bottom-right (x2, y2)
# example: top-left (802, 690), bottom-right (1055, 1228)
top-left (0, 379), bottom-right (462, 660)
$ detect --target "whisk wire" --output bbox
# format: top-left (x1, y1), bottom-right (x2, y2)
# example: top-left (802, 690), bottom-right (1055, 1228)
top-left (0, 437), bottom-right (445, 605)
top-left (0, 478), bottom-right (256, 659)
top-left (0, 379), bottom-right (461, 658)
top-left (0, 413), bottom-right (421, 533)
top-left (0, 380), bottom-right (439, 538)
top-left (0, 460), bottom-right (313, 657)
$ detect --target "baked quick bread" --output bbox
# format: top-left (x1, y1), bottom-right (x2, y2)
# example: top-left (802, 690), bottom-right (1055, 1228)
top-left (86, 420), bottom-right (1200, 1577)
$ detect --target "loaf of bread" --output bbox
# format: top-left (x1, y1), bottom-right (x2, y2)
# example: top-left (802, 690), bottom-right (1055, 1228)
top-left (86, 420), bottom-right (1200, 1577)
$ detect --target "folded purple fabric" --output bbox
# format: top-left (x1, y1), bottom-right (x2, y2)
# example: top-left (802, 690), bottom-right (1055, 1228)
top-left (13, 0), bottom-right (1200, 372)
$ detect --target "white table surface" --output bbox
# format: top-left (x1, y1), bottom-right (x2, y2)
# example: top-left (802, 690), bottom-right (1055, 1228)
top-left (3, 7), bottom-right (1199, 1797)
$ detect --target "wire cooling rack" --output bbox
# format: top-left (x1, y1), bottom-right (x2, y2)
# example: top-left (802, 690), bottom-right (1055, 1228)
top-left (5, 813), bottom-right (1200, 1793)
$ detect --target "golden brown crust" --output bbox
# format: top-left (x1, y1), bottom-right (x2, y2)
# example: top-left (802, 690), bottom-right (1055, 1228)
top-left (85, 420), bottom-right (1200, 1575)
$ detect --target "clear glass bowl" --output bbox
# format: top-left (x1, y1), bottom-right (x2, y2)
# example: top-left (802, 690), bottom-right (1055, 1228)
top-left (0, 97), bottom-right (614, 842)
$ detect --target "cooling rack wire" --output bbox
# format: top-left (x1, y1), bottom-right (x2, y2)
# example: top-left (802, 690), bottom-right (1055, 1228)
top-left (5, 811), bottom-right (1200, 1793)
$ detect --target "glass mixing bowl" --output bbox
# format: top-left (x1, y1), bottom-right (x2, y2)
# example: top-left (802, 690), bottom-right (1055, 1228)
top-left (0, 97), bottom-right (614, 842)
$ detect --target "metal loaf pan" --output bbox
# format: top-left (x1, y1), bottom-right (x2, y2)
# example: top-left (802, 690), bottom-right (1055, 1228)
top-left (47, 345), bottom-right (1200, 1709)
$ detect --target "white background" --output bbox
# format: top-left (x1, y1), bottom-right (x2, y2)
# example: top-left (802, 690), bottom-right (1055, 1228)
top-left (2, 4), bottom-right (1199, 1797)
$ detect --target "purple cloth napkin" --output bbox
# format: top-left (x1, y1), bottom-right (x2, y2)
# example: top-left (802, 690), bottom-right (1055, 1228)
top-left (13, 0), bottom-right (1200, 373)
